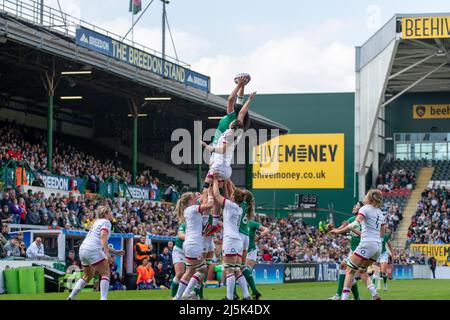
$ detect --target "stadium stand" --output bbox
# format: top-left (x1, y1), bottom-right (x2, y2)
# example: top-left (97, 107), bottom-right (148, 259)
top-left (0, 119), bottom-right (185, 194)
top-left (406, 185), bottom-right (449, 246)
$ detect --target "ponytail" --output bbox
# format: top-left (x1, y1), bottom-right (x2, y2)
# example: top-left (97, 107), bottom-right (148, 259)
top-left (96, 205), bottom-right (109, 219)
top-left (233, 188), bottom-right (254, 220)
top-left (364, 189), bottom-right (383, 208)
top-left (175, 192), bottom-right (194, 224)
top-left (244, 191), bottom-right (254, 220)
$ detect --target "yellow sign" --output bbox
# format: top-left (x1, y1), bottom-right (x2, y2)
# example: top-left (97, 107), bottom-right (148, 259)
top-left (413, 104), bottom-right (450, 119)
top-left (410, 244), bottom-right (450, 266)
top-left (402, 16), bottom-right (450, 39)
top-left (252, 134), bottom-right (344, 189)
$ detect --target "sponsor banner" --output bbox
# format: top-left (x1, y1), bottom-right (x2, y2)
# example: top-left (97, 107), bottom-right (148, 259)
top-left (101, 182), bottom-right (158, 201)
top-left (402, 16), bottom-right (450, 39)
top-left (252, 263), bottom-right (284, 284)
top-left (252, 134), bottom-right (345, 189)
top-left (75, 26), bottom-right (210, 92)
top-left (392, 264), bottom-right (413, 280)
top-left (413, 104), bottom-right (450, 119)
top-left (317, 263), bottom-right (339, 281)
top-left (40, 175), bottom-right (85, 193)
top-left (75, 27), bottom-right (113, 56)
top-left (5, 169), bottom-right (85, 193)
top-left (410, 244), bottom-right (450, 266)
top-left (283, 263), bottom-right (317, 283)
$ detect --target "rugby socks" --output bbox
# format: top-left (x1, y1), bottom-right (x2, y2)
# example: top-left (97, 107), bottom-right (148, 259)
top-left (226, 274), bottom-right (236, 300)
top-left (68, 278), bottom-right (86, 300)
top-left (212, 215), bottom-right (220, 226)
top-left (236, 274), bottom-right (251, 299)
top-left (170, 276), bottom-right (180, 298)
top-left (336, 271), bottom-right (346, 296)
top-left (367, 283), bottom-right (378, 298)
top-left (185, 272), bottom-right (202, 297)
top-left (351, 279), bottom-right (360, 300)
top-left (382, 273), bottom-right (388, 284)
top-left (341, 287), bottom-right (351, 300)
top-left (100, 276), bottom-right (110, 300)
top-left (242, 266), bottom-right (257, 295)
top-left (174, 279), bottom-right (188, 300)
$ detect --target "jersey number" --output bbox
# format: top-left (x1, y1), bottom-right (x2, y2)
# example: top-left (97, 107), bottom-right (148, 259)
top-left (375, 215), bottom-right (380, 229)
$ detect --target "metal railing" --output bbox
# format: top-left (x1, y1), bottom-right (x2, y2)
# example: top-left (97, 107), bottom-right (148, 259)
top-left (0, 0), bottom-right (190, 68)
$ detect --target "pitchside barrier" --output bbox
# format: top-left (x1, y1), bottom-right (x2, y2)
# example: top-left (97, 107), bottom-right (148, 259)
top-left (252, 263), bottom-right (434, 284)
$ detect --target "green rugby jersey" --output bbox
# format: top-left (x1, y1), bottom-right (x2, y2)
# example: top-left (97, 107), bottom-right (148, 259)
top-left (174, 223), bottom-right (186, 250)
top-left (346, 215), bottom-right (361, 251)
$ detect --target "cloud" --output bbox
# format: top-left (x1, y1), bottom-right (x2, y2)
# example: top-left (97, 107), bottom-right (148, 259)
top-left (193, 21), bottom-right (355, 94)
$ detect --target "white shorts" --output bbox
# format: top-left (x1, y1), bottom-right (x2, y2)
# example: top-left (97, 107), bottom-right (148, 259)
top-left (240, 234), bottom-right (249, 251)
top-left (79, 247), bottom-right (106, 267)
top-left (354, 242), bottom-right (381, 262)
top-left (247, 248), bottom-right (258, 261)
top-left (222, 237), bottom-right (243, 257)
top-left (183, 243), bottom-right (204, 261)
top-left (208, 163), bottom-right (232, 181)
top-left (172, 247), bottom-right (185, 265)
top-left (377, 251), bottom-right (389, 264)
top-left (203, 237), bottom-right (215, 253)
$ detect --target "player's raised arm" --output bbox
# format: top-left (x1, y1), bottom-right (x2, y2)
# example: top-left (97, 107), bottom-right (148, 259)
top-left (227, 77), bottom-right (246, 113)
top-left (237, 91), bottom-right (257, 124)
top-left (200, 189), bottom-right (214, 213)
top-left (212, 176), bottom-right (225, 205)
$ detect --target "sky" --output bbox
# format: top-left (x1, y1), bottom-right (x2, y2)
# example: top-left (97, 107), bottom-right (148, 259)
top-left (36, 0), bottom-right (450, 94)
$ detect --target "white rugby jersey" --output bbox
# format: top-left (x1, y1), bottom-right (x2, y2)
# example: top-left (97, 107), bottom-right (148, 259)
top-left (80, 219), bottom-right (111, 251)
top-left (222, 199), bottom-right (243, 240)
top-left (212, 129), bottom-right (242, 166)
top-left (184, 205), bottom-right (204, 246)
top-left (358, 204), bottom-right (385, 244)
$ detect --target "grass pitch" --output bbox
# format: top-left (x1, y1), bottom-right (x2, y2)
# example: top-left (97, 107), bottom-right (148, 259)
top-left (0, 279), bottom-right (448, 300)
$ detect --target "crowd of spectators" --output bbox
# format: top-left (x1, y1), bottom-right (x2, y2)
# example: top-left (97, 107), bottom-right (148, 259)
top-left (0, 187), bottom-right (178, 237)
top-left (407, 186), bottom-right (449, 245)
top-left (0, 120), bottom-right (161, 190)
top-left (376, 169), bottom-right (416, 192)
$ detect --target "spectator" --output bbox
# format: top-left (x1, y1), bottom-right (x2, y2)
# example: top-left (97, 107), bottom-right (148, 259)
top-left (0, 205), bottom-right (12, 224)
top-left (4, 237), bottom-right (21, 257)
top-left (154, 260), bottom-right (170, 289)
top-left (26, 237), bottom-right (49, 259)
top-left (110, 262), bottom-right (127, 291)
top-left (158, 247), bottom-right (172, 275)
top-left (65, 250), bottom-right (81, 272)
top-left (136, 258), bottom-right (156, 290)
top-left (428, 256), bottom-right (437, 279)
top-left (134, 236), bottom-right (154, 266)
top-left (18, 241), bottom-right (27, 258)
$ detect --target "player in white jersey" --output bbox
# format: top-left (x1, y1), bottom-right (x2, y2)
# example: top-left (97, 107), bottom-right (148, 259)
top-left (173, 191), bottom-right (214, 300)
top-left (212, 176), bottom-right (252, 300)
top-left (68, 206), bottom-right (124, 300)
top-left (201, 91), bottom-right (257, 182)
top-left (330, 189), bottom-right (385, 300)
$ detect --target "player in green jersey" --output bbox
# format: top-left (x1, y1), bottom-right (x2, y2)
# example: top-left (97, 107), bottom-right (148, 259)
top-left (328, 201), bottom-right (364, 300)
top-left (170, 223), bottom-right (186, 299)
top-left (244, 218), bottom-right (269, 300)
top-left (375, 229), bottom-right (394, 291)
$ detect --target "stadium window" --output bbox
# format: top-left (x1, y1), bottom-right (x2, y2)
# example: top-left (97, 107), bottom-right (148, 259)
top-left (413, 143), bottom-right (421, 160)
top-left (421, 143), bottom-right (432, 159)
top-left (434, 143), bottom-right (448, 160)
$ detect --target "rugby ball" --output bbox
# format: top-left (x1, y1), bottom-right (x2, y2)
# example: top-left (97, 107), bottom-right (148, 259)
top-left (234, 73), bottom-right (251, 85)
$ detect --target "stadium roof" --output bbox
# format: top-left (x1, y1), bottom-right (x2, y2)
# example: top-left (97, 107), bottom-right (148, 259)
top-left (355, 13), bottom-right (450, 199)
top-left (0, 1), bottom-right (289, 133)
top-left (356, 13), bottom-right (450, 93)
